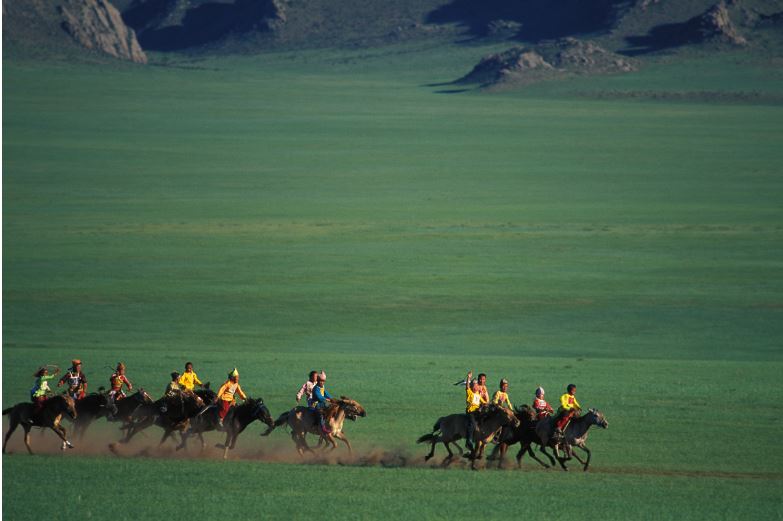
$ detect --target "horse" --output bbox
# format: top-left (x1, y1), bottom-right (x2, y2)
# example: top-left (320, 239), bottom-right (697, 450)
top-left (417, 404), bottom-right (520, 469)
top-left (111, 388), bottom-right (154, 432)
top-left (179, 397), bottom-right (274, 459)
top-left (535, 408), bottom-right (608, 471)
top-left (262, 397), bottom-right (366, 456)
top-left (487, 405), bottom-right (556, 469)
top-left (122, 390), bottom-right (205, 446)
top-left (71, 390), bottom-right (118, 440)
top-left (3, 395), bottom-right (78, 453)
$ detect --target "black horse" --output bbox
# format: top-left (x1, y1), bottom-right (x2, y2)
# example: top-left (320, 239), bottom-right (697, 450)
top-left (112, 389), bottom-right (154, 430)
top-left (488, 405), bottom-right (557, 469)
top-left (3, 395), bottom-right (78, 454)
top-left (179, 397), bottom-right (274, 459)
top-left (71, 391), bottom-right (118, 440)
top-left (122, 390), bottom-right (207, 446)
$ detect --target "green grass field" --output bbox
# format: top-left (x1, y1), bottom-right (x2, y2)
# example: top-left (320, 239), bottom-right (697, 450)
top-left (3, 42), bottom-right (783, 520)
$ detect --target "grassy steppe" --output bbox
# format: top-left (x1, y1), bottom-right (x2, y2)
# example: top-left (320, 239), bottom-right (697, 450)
top-left (4, 43), bottom-right (783, 520)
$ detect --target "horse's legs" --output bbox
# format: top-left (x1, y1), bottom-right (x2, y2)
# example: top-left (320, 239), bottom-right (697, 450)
top-left (424, 436), bottom-right (438, 461)
top-left (523, 443), bottom-right (551, 468)
top-left (23, 424), bottom-right (34, 454)
top-left (573, 444), bottom-right (591, 471)
top-left (51, 421), bottom-right (73, 450)
top-left (552, 445), bottom-right (569, 471)
top-left (159, 429), bottom-right (173, 446)
top-left (496, 442), bottom-right (508, 469)
top-left (3, 417), bottom-right (20, 454)
top-left (198, 432), bottom-right (206, 451)
top-left (539, 445), bottom-right (557, 467)
top-left (333, 432), bottom-right (352, 454)
top-left (176, 430), bottom-right (189, 451)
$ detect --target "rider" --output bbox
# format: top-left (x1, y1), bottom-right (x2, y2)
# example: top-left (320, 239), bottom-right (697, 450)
top-left (532, 386), bottom-right (554, 420)
top-left (31, 366), bottom-right (60, 412)
top-left (465, 370), bottom-right (488, 452)
top-left (177, 362), bottom-right (203, 392)
top-left (216, 368), bottom-right (247, 429)
top-left (57, 359), bottom-right (87, 400)
top-left (296, 370), bottom-right (318, 406)
top-left (492, 378), bottom-right (513, 410)
top-left (312, 371), bottom-right (333, 434)
top-left (477, 373), bottom-right (490, 404)
top-left (109, 362), bottom-right (133, 402)
top-left (161, 371), bottom-right (182, 414)
top-left (553, 384), bottom-right (581, 439)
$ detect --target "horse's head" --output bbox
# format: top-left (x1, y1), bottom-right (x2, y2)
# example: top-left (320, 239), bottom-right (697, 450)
top-left (248, 398), bottom-right (274, 427)
top-left (137, 388), bottom-right (153, 404)
top-left (196, 388), bottom-right (216, 405)
top-left (514, 404), bottom-right (536, 423)
top-left (587, 408), bottom-right (608, 429)
top-left (338, 396), bottom-right (366, 421)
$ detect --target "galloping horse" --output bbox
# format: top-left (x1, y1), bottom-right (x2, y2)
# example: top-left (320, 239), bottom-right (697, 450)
top-left (488, 404), bottom-right (556, 469)
top-left (179, 397), bottom-right (274, 459)
top-left (111, 389), bottom-right (154, 432)
top-left (122, 391), bottom-right (205, 446)
top-left (262, 397), bottom-right (366, 456)
top-left (535, 408), bottom-right (608, 471)
top-left (417, 404), bottom-right (520, 468)
top-left (3, 395), bottom-right (78, 453)
top-left (71, 391), bottom-right (118, 440)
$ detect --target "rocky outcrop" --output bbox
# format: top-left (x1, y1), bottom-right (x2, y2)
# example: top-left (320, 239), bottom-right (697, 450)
top-left (60, 0), bottom-right (147, 63)
top-left (695, 2), bottom-right (747, 45)
top-left (458, 38), bottom-right (635, 87)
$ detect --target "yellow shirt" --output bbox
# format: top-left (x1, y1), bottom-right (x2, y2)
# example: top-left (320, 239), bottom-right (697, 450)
top-left (178, 371), bottom-right (203, 391)
top-left (492, 390), bottom-right (513, 410)
top-left (466, 388), bottom-right (488, 413)
top-left (217, 380), bottom-right (247, 402)
top-left (559, 393), bottom-right (581, 412)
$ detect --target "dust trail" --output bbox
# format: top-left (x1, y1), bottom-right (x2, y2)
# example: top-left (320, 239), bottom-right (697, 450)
top-left (4, 422), bottom-right (780, 479)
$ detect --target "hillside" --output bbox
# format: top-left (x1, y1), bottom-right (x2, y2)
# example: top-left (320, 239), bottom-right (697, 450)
top-left (3, 0), bottom-right (783, 78)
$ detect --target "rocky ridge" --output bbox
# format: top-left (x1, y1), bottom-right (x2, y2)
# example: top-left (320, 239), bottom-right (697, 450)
top-left (458, 38), bottom-right (636, 88)
top-left (60, 0), bottom-right (147, 62)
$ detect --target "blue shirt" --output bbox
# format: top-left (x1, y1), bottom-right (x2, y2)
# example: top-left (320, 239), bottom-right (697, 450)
top-left (312, 385), bottom-right (332, 408)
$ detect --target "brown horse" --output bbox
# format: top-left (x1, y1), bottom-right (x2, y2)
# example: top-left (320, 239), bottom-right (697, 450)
top-left (3, 395), bottom-right (78, 453)
top-left (417, 404), bottom-right (520, 468)
top-left (262, 397), bottom-right (366, 456)
top-left (535, 408), bottom-right (608, 471)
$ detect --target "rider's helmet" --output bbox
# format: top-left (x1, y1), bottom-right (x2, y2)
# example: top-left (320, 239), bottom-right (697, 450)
top-left (171, 371), bottom-right (180, 381)
top-left (71, 359), bottom-right (81, 368)
top-left (34, 366), bottom-right (47, 377)
top-left (567, 383), bottom-right (576, 393)
top-left (116, 362), bottom-right (126, 372)
top-left (535, 386), bottom-right (545, 397)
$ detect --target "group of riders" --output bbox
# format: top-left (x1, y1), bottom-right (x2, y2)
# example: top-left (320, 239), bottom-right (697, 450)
top-left (462, 370), bottom-right (581, 451)
top-left (29, 360), bottom-right (338, 432)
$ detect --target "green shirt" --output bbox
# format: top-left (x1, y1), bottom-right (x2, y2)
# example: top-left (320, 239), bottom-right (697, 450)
top-left (32, 374), bottom-right (56, 398)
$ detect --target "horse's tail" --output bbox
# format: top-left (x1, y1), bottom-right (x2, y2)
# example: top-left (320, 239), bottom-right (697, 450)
top-left (417, 433), bottom-right (436, 444)
top-left (2, 407), bottom-right (13, 415)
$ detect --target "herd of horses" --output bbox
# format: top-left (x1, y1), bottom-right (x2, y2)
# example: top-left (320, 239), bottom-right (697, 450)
top-left (2, 385), bottom-right (367, 460)
top-left (2, 387), bottom-right (607, 471)
top-left (416, 403), bottom-right (608, 471)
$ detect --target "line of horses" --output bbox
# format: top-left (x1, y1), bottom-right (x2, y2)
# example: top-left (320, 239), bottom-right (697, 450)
top-left (3, 388), bottom-right (607, 471)
top-left (2, 386), bottom-right (366, 460)
top-left (417, 403), bottom-right (608, 471)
